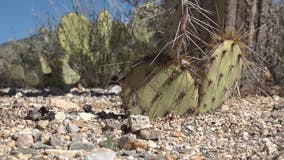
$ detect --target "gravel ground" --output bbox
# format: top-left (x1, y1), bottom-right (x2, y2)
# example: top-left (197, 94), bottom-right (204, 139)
top-left (0, 86), bottom-right (283, 160)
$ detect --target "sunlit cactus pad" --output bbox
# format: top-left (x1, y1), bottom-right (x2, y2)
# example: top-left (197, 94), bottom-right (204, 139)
top-left (122, 61), bottom-right (198, 118)
top-left (57, 13), bottom-right (94, 56)
top-left (199, 40), bottom-right (243, 112)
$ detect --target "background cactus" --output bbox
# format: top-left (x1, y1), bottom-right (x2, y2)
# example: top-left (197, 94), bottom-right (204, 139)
top-left (57, 12), bottom-right (96, 86)
top-left (57, 13), bottom-right (95, 58)
top-left (24, 71), bottom-right (40, 87)
top-left (9, 64), bottom-right (25, 81)
top-left (39, 55), bottom-right (52, 75)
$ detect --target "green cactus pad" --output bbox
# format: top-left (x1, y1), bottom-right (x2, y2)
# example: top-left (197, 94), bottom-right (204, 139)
top-left (25, 71), bottom-right (40, 87)
top-left (9, 64), bottom-right (25, 80)
top-left (60, 57), bottom-right (80, 85)
top-left (122, 61), bottom-right (198, 118)
top-left (199, 40), bottom-right (242, 112)
top-left (39, 55), bottom-right (52, 74)
top-left (57, 13), bottom-right (94, 56)
top-left (97, 10), bottom-right (112, 51)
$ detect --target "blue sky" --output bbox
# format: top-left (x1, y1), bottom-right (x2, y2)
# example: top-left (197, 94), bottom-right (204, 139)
top-left (0, 0), bottom-right (129, 44)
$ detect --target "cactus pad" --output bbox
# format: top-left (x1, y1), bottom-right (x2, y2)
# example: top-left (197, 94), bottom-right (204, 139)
top-left (39, 55), bottom-right (52, 74)
top-left (199, 40), bottom-right (242, 112)
top-left (57, 13), bottom-right (94, 56)
top-left (97, 10), bottom-right (112, 51)
top-left (9, 64), bottom-right (25, 80)
top-left (25, 71), bottom-right (40, 87)
top-left (60, 57), bottom-right (80, 85)
top-left (122, 60), bottom-right (198, 118)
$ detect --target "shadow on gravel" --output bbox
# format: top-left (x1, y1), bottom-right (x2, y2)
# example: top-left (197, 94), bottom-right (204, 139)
top-left (96, 111), bottom-right (128, 120)
top-left (0, 87), bottom-right (116, 98)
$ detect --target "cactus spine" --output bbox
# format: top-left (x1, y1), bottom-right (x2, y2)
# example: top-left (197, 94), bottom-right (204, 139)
top-left (162, 0), bottom-right (188, 58)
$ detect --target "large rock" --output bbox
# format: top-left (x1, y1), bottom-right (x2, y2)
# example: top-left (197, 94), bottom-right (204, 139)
top-left (128, 115), bottom-right (151, 132)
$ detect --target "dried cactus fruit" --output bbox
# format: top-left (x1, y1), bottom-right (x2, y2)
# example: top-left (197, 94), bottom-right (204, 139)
top-left (199, 40), bottom-right (243, 112)
top-left (121, 60), bottom-right (198, 118)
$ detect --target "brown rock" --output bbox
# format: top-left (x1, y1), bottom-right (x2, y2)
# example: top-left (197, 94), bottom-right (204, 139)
top-left (171, 131), bottom-right (186, 138)
top-left (119, 135), bottom-right (149, 150)
top-left (189, 155), bottom-right (206, 160)
top-left (50, 98), bottom-right (79, 110)
top-left (16, 134), bottom-right (34, 148)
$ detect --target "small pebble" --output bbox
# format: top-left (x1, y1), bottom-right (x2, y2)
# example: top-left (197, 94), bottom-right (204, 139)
top-left (49, 136), bottom-right (63, 148)
top-left (66, 123), bottom-right (80, 133)
top-left (16, 134), bottom-right (34, 148)
top-left (69, 142), bottom-right (94, 152)
top-left (56, 124), bottom-right (67, 134)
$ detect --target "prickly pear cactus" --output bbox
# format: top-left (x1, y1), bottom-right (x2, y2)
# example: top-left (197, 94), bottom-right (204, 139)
top-left (122, 60), bottom-right (198, 118)
top-left (57, 13), bottom-right (94, 57)
top-left (25, 71), bottom-right (40, 87)
top-left (39, 55), bottom-right (52, 74)
top-left (9, 64), bottom-right (25, 80)
top-left (130, 2), bottom-right (162, 45)
top-left (60, 56), bottom-right (80, 85)
top-left (199, 40), bottom-right (243, 112)
top-left (97, 10), bottom-right (112, 52)
top-left (122, 1), bottom-right (246, 118)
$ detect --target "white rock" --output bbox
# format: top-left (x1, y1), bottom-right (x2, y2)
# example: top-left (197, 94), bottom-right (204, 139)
top-left (87, 148), bottom-right (116, 160)
top-left (210, 127), bottom-right (216, 132)
top-left (107, 85), bottom-right (122, 94)
top-left (15, 92), bottom-right (23, 98)
top-left (79, 112), bottom-right (95, 121)
top-left (186, 125), bottom-right (194, 131)
top-left (148, 140), bottom-right (157, 149)
top-left (273, 95), bottom-right (280, 101)
top-left (243, 132), bottom-right (249, 140)
top-left (128, 115), bottom-right (151, 132)
top-left (55, 112), bottom-right (66, 122)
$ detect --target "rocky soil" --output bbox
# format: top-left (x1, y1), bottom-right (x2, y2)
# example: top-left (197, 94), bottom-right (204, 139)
top-left (0, 86), bottom-right (283, 160)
